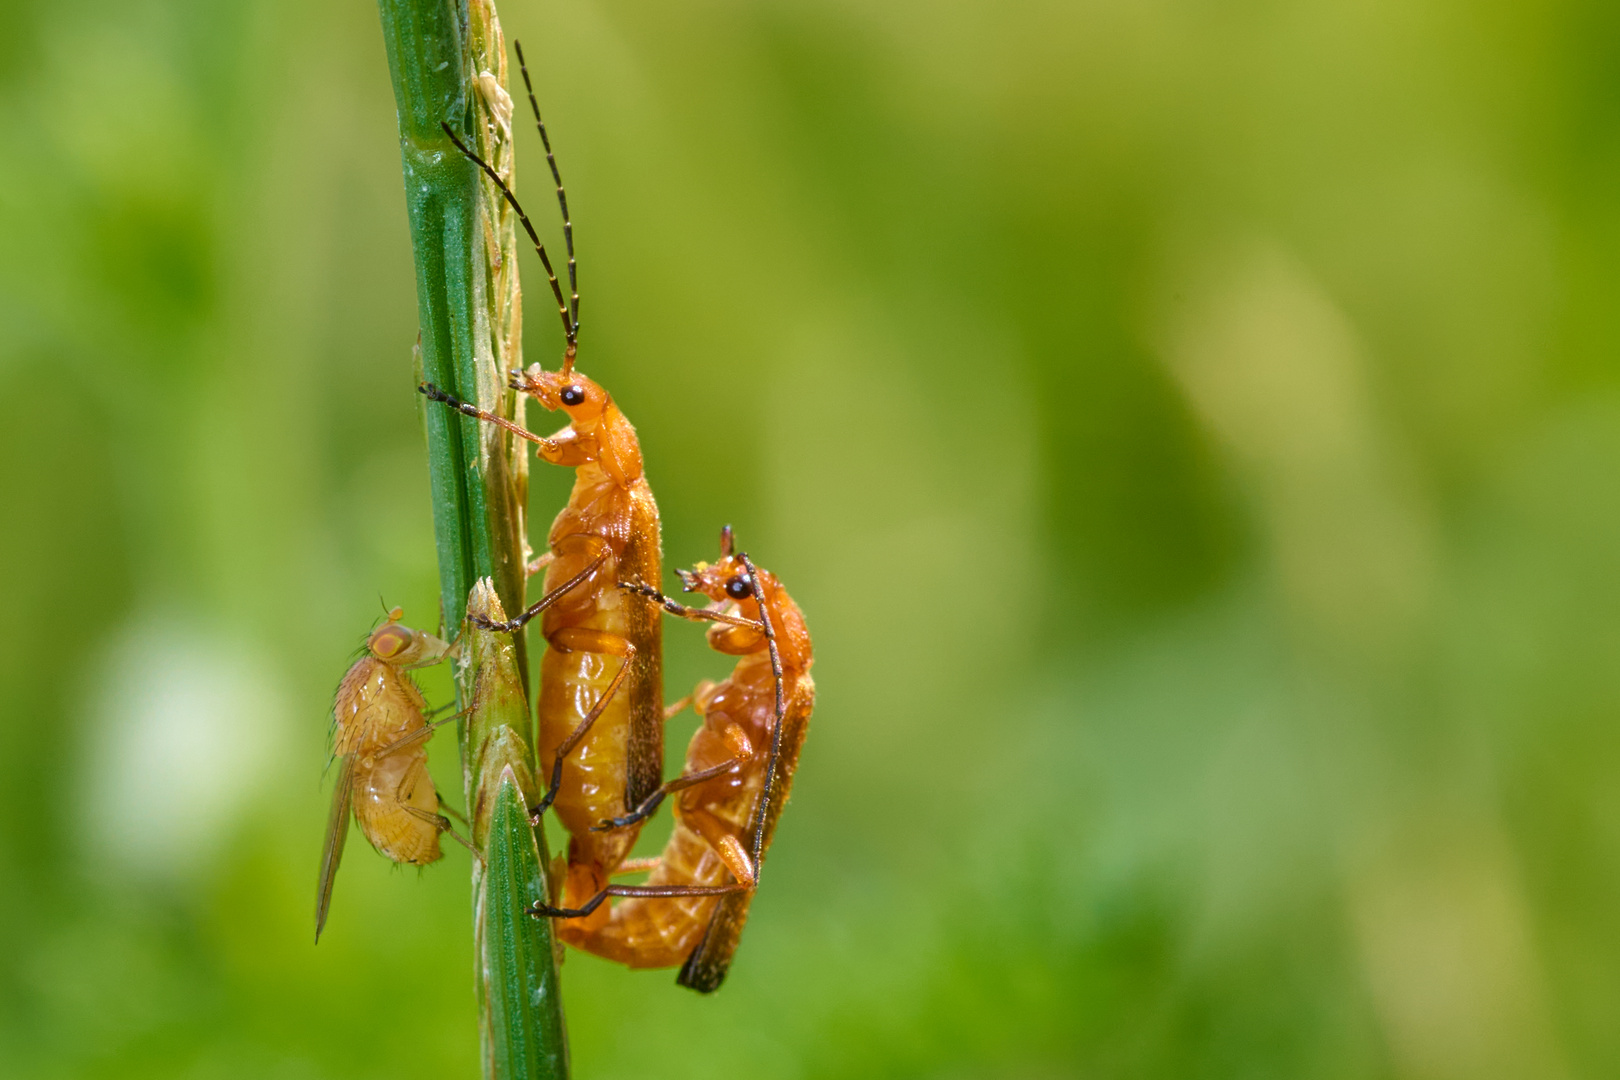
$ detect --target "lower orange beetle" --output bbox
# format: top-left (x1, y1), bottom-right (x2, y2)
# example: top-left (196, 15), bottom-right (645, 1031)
top-left (531, 527), bottom-right (814, 992)
top-left (316, 609), bottom-right (469, 940)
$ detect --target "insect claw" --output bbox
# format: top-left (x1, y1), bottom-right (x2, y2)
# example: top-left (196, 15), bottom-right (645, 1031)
top-left (592, 805), bottom-right (641, 831)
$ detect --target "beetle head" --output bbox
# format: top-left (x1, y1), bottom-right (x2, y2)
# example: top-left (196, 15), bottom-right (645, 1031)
top-left (511, 363), bottom-right (609, 424)
top-left (677, 527), bottom-right (755, 604)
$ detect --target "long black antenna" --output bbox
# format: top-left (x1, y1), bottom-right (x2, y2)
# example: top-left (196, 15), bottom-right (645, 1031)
top-left (439, 120), bottom-right (576, 348)
top-left (737, 552), bottom-right (786, 878)
top-left (513, 41), bottom-right (578, 343)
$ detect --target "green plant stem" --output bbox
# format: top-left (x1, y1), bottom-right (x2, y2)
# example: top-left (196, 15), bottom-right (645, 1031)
top-left (376, 0), bottom-right (481, 622)
top-left (376, 1), bottom-right (567, 1076)
top-left (468, 581), bottom-right (569, 1079)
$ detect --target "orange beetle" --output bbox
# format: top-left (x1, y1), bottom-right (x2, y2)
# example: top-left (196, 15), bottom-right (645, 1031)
top-left (533, 528), bottom-right (815, 992)
top-left (421, 63), bottom-right (665, 942)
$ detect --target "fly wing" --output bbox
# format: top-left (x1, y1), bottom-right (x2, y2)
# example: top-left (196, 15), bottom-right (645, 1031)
top-left (315, 753), bottom-right (356, 942)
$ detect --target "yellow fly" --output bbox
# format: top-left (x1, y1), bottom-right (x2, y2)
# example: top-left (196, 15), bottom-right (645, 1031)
top-left (316, 608), bottom-right (463, 940)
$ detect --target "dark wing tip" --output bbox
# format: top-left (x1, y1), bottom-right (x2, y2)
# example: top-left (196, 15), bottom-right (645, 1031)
top-left (676, 894), bottom-right (748, 993)
top-left (676, 949), bottom-right (729, 994)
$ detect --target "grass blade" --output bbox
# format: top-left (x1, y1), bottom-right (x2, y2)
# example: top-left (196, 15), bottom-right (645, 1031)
top-left (483, 765), bottom-right (569, 1078)
top-left (468, 579), bottom-right (567, 1080)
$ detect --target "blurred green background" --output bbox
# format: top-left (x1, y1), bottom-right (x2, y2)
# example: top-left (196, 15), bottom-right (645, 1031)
top-left (3, 0), bottom-right (1619, 1076)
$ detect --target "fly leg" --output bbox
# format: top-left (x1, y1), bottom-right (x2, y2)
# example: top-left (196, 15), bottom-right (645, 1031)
top-left (400, 802), bottom-right (481, 860)
top-left (376, 703), bottom-right (474, 830)
top-left (394, 774), bottom-right (481, 862)
top-left (370, 709), bottom-right (469, 759)
top-left (528, 626), bottom-right (636, 821)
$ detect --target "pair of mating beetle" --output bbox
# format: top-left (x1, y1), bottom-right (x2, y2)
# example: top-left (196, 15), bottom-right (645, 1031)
top-left (314, 44), bottom-right (814, 994)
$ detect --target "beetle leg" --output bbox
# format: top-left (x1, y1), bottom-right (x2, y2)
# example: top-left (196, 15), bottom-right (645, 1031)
top-left (680, 807), bottom-right (759, 887)
top-left (618, 581), bottom-right (761, 630)
top-left (691, 679), bottom-right (721, 714)
top-left (593, 724), bottom-right (752, 831)
top-left (663, 680), bottom-right (719, 721)
top-left (529, 881), bottom-right (744, 920)
top-left (612, 856), bottom-right (661, 876)
top-left (419, 383), bottom-right (547, 446)
top-left (471, 547), bottom-right (610, 634)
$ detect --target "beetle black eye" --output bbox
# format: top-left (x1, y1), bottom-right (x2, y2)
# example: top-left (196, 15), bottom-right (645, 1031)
top-left (725, 576), bottom-right (752, 600)
top-left (560, 385), bottom-right (585, 406)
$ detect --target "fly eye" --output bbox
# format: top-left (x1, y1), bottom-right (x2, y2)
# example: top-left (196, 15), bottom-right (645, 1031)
top-left (560, 384), bottom-right (586, 406)
top-left (724, 576), bottom-right (752, 600)
top-left (371, 627), bottom-right (410, 659)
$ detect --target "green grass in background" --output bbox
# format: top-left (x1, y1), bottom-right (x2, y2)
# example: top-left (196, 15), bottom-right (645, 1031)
top-left (3, 0), bottom-right (1620, 1077)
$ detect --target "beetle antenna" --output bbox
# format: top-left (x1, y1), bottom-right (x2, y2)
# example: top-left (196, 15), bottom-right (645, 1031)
top-left (513, 41), bottom-right (578, 355)
top-left (737, 553), bottom-right (785, 878)
top-left (439, 120), bottom-right (576, 350)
